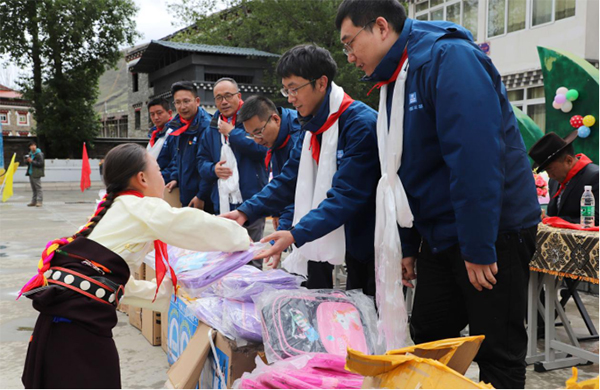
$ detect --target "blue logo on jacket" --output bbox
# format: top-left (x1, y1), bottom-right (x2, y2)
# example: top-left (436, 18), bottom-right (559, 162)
top-left (409, 92), bottom-right (417, 104)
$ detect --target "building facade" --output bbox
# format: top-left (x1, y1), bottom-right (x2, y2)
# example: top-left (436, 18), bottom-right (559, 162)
top-left (407, 0), bottom-right (599, 132)
top-left (125, 41), bottom-right (279, 138)
top-left (0, 84), bottom-right (36, 137)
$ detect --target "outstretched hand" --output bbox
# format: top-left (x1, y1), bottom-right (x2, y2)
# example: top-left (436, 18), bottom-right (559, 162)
top-left (254, 231), bottom-right (294, 260)
top-left (219, 210), bottom-right (248, 226)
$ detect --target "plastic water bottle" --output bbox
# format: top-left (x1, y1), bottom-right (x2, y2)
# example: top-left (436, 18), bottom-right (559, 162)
top-left (580, 185), bottom-right (595, 228)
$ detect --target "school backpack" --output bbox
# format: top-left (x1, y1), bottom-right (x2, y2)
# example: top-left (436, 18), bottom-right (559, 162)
top-left (257, 289), bottom-right (380, 362)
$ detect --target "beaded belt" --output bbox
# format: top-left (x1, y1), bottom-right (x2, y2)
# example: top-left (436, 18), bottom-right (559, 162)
top-left (42, 267), bottom-right (125, 306)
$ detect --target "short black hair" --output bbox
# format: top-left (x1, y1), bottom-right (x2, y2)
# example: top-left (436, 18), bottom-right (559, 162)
top-left (147, 97), bottom-right (170, 112)
top-left (238, 95), bottom-right (277, 123)
top-left (335, 0), bottom-right (407, 33)
top-left (28, 140), bottom-right (37, 146)
top-left (276, 44), bottom-right (337, 88)
top-left (171, 81), bottom-right (198, 98)
top-left (214, 77), bottom-right (239, 90)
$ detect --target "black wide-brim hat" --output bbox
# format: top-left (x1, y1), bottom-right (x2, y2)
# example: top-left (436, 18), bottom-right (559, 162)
top-left (528, 130), bottom-right (578, 172)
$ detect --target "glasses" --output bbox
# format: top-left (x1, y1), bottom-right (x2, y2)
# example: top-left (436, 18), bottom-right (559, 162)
top-left (173, 99), bottom-right (195, 107)
top-left (342, 19), bottom-right (376, 56)
top-left (245, 115), bottom-right (272, 139)
top-left (280, 79), bottom-right (317, 98)
top-left (214, 91), bottom-right (240, 103)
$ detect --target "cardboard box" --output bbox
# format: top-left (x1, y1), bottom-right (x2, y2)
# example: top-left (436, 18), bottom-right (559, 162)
top-left (199, 331), bottom-right (263, 389)
top-left (164, 187), bottom-right (182, 208)
top-left (128, 304), bottom-right (143, 331)
top-left (167, 294), bottom-right (199, 365)
top-left (347, 336), bottom-right (493, 389)
top-left (167, 322), bottom-right (214, 389)
top-left (142, 309), bottom-right (162, 346)
top-left (145, 265), bottom-right (156, 282)
top-left (134, 263), bottom-right (146, 281)
top-left (162, 309), bottom-right (169, 353)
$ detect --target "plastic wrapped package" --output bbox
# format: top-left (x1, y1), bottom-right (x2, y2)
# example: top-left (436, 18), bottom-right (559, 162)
top-left (188, 297), bottom-right (231, 338)
top-left (172, 243), bottom-right (265, 297)
top-left (232, 353), bottom-right (363, 389)
top-left (254, 288), bottom-right (383, 363)
top-left (221, 299), bottom-right (262, 345)
top-left (215, 266), bottom-right (304, 302)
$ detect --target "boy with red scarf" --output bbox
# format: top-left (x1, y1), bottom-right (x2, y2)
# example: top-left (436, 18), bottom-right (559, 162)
top-left (163, 81), bottom-right (213, 210)
top-left (529, 131), bottom-right (599, 224)
top-left (146, 97), bottom-right (173, 172)
top-left (198, 78), bottom-right (268, 245)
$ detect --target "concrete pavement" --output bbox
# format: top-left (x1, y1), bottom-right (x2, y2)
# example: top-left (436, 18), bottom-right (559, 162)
top-left (0, 182), bottom-right (598, 389)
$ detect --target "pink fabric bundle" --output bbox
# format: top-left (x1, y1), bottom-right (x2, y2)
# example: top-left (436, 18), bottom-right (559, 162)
top-left (233, 353), bottom-right (363, 389)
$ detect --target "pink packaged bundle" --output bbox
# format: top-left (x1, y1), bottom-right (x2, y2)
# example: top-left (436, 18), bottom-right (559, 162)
top-left (232, 353), bottom-right (364, 389)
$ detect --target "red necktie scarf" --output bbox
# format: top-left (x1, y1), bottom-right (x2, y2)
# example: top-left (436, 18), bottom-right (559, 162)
top-left (119, 190), bottom-right (178, 301)
top-left (169, 117), bottom-right (192, 137)
top-left (367, 48), bottom-right (408, 96)
top-left (553, 154), bottom-right (592, 199)
top-left (265, 134), bottom-right (291, 171)
top-left (149, 117), bottom-right (173, 147)
top-left (310, 93), bottom-right (354, 164)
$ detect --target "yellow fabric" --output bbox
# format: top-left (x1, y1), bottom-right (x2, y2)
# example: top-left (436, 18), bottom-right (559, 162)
top-left (1, 154), bottom-right (18, 202)
top-left (87, 195), bottom-right (250, 311)
top-left (566, 367), bottom-right (600, 389)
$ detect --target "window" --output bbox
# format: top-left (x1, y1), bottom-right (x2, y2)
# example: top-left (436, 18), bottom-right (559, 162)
top-left (132, 72), bottom-right (139, 92)
top-left (488, 0), bottom-right (526, 37)
top-left (0, 112), bottom-right (8, 124)
top-left (134, 110), bottom-right (141, 130)
top-left (18, 112), bottom-right (29, 125)
top-left (415, 0), bottom-right (479, 40)
top-left (532, 0), bottom-right (576, 27)
top-left (507, 85), bottom-right (546, 132)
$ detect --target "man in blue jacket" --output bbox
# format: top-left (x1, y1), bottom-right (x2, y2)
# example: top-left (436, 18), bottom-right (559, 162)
top-left (146, 97), bottom-right (173, 171)
top-left (163, 81), bottom-right (213, 209)
top-left (336, 1), bottom-right (540, 388)
top-left (222, 45), bottom-right (380, 295)
top-left (237, 95), bottom-right (302, 269)
top-left (198, 78), bottom-right (268, 243)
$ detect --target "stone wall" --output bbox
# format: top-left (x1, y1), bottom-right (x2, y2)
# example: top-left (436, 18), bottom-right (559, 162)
top-left (128, 72), bottom-right (154, 139)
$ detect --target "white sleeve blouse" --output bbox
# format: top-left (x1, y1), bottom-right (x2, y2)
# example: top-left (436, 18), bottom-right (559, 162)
top-left (87, 195), bottom-right (250, 311)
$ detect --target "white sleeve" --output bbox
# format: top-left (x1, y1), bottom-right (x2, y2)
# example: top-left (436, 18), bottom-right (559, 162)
top-left (136, 197), bottom-right (251, 253)
top-left (120, 276), bottom-right (172, 312)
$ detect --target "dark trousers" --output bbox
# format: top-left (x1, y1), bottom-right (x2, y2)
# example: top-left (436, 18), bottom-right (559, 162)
top-left (305, 253), bottom-right (376, 298)
top-left (410, 226), bottom-right (537, 389)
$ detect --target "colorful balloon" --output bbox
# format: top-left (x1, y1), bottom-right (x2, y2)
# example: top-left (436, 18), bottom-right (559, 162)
top-left (552, 101), bottom-right (563, 109)
top-left (577, 126), bottom-right (591, 138)
top-left (556, 87), bottom-right (569, 95)
top-left (554, 94), bottom-right (567, 104)
top-left (566, 89), bottom-right (579, 101)
top-left (583, 115), bottom-right (596, 127)
top-left (570, 115), bottom-right (584, 128)
top-left (560, 100), bottom-right (573, 113)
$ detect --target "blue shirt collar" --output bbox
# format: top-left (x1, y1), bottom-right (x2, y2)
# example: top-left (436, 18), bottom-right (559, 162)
top-left (362, 18), bottom-right (413, 82)
top-left (297, 86), bottom-right (331, 133)
top-left (272, 107), bottom-right (291, 150)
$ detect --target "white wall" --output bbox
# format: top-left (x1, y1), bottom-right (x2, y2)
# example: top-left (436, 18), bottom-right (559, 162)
top-left (487, 0), bottom-right (594, 75)
top-left (13, 159), bottom-right (103, 183)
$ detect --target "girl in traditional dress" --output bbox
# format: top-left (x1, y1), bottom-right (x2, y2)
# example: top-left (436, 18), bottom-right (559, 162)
top-left (19, 143), bottom-right (250, 388)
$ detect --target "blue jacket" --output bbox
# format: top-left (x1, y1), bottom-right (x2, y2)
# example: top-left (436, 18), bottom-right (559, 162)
top-left (147, 124), bottom-right (174, 173)
top-left (268, 107), bottom-right (302, 232)
top-left (237, 88), bottom-right (380, 262)
top-left (197, 109), bottom-right (268, 214)
top-left (164, 108), bottom-right (212, 206)
top-left (365, 19), bottom-right (540, 265)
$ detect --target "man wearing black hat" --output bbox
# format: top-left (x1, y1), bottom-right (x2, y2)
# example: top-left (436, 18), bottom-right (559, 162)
top-left (529, 131), bottom-right (599, 225)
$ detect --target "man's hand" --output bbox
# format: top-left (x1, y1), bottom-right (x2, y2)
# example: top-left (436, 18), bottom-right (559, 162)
top-left (165, 180), bottom-right (178, 192)
top-left (401, 256), bottom-right (417, 288)
top-left (465, 261), bottom-right (498, 291)
top-left (188, 196), bottom-right (204, 209)
top-left (215, 161), bottom-right (233, 179)
top-left (272, 217), bottom-right (280, 231)
top-left (264, 252), bottom-right (282, 269)
top-left (220, 210), bottom-right (248, 226)
top-left (255, 231), bottom-right (295, 259)
top-left (218, 120), bottom-right (234, 136)
top-left (541, 208), bottom-right (547, 219)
